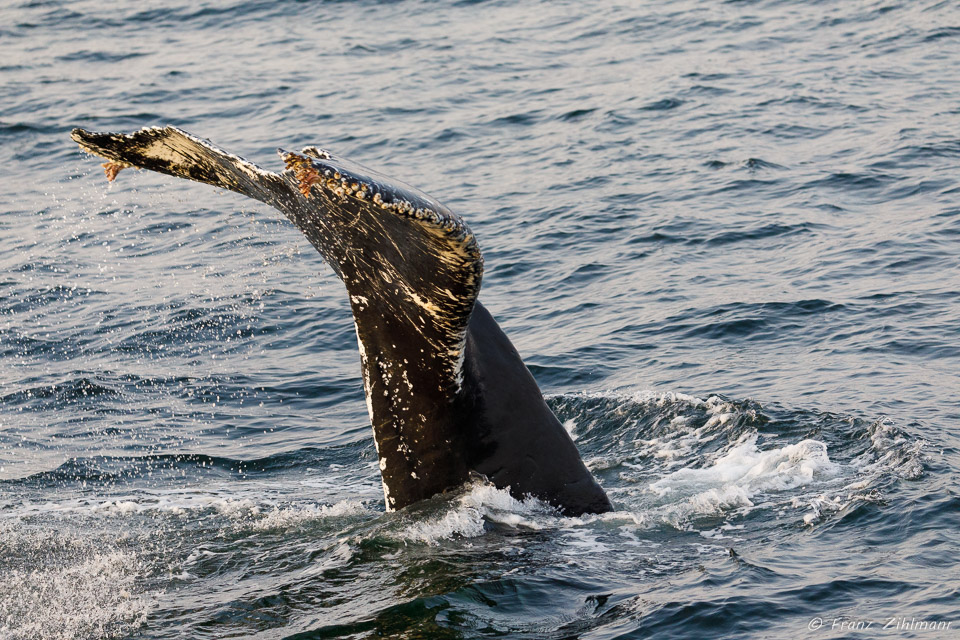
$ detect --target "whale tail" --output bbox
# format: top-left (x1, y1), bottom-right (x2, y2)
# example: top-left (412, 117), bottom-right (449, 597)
top-left (72, 126), bottom-right (487, 510)
top-left (71, 127), bottom-right (286, 203)
top-left (71, 126), bottom-right (611, 515)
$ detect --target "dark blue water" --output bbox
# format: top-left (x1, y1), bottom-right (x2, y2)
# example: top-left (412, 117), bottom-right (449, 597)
top-left (2, 1), bottom-right (959, 638)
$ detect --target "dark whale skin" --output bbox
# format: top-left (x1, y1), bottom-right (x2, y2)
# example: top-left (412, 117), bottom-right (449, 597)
top-left (460, 303), bottom-right (612, 515)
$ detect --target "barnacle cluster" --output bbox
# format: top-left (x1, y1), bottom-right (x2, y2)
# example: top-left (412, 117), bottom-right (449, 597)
top-left (101, 161), bottom-right (128, 182)
top-left (283, 151), bottom-right (366, 201)
top-left (281, 151), bottom-right (459, 231)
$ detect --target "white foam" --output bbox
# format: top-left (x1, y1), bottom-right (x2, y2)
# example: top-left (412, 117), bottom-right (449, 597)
top-left (861, 416), bottom-right (925, 480)
top-left (96, 500), bottom-right (141, 515)
top-left (599, 391), bottom-right (755, 470)
top-left (562, 390), bottom-right (923, 530)
top-left (396, 481), bottom-right (556, 544)
top-left (251, 499), bottom-right (368, 531)
top-left (6, 488), bottom-right (371, 535)
top-left (0, 526), bottom-right (150, 640)
top-left (649, 433), bottom-right (840, 518)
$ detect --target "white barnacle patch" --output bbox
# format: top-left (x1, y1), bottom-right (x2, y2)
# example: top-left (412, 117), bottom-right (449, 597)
top-left (237, 161), bottom-right (265, 180)
top-left (382, 480), bottom-right (394, 512)
top-left (380, 364), bottom-right (395, 389)
top-left (410, 471), bottom-right (419, 479)
top-left (300, 145), bottom-right (331, 159)
top-left (354, 321), bottom-right (375, 423)
top-left (453, 338), bottom-right (467, 390)
top-left (379, 457), bottom-right (387, 471)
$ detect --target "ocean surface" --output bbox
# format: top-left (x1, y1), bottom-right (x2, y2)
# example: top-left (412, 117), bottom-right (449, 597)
top-left (2, 0), bottom-right (959, 638)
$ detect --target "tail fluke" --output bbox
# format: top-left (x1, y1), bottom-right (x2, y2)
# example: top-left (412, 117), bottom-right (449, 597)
top-left (70, 126), bottom-right (283, 204)
top-left (72, 125), bottom-right (486, 510)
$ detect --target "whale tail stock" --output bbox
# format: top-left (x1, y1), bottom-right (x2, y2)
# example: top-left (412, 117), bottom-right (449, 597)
top-left (70, 126), bottom-right (611, 515)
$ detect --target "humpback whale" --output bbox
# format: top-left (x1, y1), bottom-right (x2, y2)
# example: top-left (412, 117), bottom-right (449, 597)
top-left (70, 126), bottom-right (612, 516)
